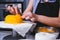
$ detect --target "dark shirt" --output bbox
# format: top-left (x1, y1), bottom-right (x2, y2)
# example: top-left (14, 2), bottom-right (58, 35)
top-left (35, 0), bottom-right (59, 27)
top-left (33, 0), bottom-right (60, 38)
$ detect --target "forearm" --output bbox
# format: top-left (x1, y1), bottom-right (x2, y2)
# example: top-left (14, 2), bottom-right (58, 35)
top-left (36, 14), bottom-right (60, 27)
top-left (24, 0), bottom-right (33, 12)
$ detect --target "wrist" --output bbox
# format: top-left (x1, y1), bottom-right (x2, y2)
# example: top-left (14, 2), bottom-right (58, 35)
top-left (35, 14), bottom-right (39, 21)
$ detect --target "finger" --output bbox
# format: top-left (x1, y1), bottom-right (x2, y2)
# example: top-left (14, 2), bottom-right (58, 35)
top-left (7, 6), bottom-right (13, 13)
top-left (30, 18), bottom-right (35, 22)
top-left (22, 12), bottom-right (32, 19)
top-left (7, 6), bottom-right (11, 11)
top-left (22, 14), bottom-right (26, 19)
top-left (22, 14), bottom-right (31, 19)
top-left (14, 6), bottom-right (20, 14)
top-left (10, 7), bottom-right (16, 14)
top-left (25, 16), bottom-right (30, 20)
top-left (9, 11), bottom-right (14, 14)
top-left (7, 6), bottom-right (15, 14)
top-left (22, 12), bottom-right (26, 19)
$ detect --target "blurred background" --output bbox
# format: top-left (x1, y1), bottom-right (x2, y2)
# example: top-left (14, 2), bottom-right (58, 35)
top-left (0, 0), bottom-right (29, 21)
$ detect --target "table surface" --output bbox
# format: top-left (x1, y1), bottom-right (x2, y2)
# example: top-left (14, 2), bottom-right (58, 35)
top-left (0, 30), bottom-right (60, 40)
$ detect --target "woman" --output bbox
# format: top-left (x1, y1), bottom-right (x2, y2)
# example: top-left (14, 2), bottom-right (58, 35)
top-left (22, 0), bottom-right (60, 27)
top-left (7, 0), bottom-right (60, 27)
top-left (8, 0), bottom-right (60, 27)
top-left (7, 0), bottom-right (60, 38)
top-left (22, 0), bottom-right (60, 38)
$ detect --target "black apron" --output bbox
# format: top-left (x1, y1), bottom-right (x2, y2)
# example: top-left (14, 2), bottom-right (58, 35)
top-left (35, 0), bottom-right (59, 27)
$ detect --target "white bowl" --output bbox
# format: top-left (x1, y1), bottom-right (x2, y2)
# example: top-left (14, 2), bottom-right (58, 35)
top-left (35, 32), bottom-right (59, 40)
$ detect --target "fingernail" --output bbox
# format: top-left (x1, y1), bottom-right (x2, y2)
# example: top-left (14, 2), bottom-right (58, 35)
top-left (31, 18), bottom-right (35, 22)
top-left (25, 16), bottom-right (30, 20)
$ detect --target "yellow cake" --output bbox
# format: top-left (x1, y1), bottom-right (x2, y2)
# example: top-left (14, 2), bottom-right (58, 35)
top-left (5, 14), bottom-right (23, 24)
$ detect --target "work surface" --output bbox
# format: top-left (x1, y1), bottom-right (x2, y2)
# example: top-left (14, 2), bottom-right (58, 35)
top-left (0, 31), bottom-right (60, 40)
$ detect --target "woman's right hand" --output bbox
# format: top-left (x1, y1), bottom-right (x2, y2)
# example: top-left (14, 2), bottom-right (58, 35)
top-left (7, 6), bottom-right (20, 14)
top-left (22, 11), bottom-right (33, 20)
top-left (22, 11), bottom-right (37, 22)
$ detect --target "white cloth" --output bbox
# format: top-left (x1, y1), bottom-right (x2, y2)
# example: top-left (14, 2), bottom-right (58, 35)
top-left (0, 21), bottom-right (36, 37)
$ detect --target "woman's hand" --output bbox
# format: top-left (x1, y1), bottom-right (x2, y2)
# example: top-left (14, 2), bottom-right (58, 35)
top-left (7, 6), bottom-right (21, 14)
top-left (22, 11), bottom-right (38, 22)
top-left (22, 12), bottom-right (32, 19)
top-left (30, 14), bottom-right (38, 22)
